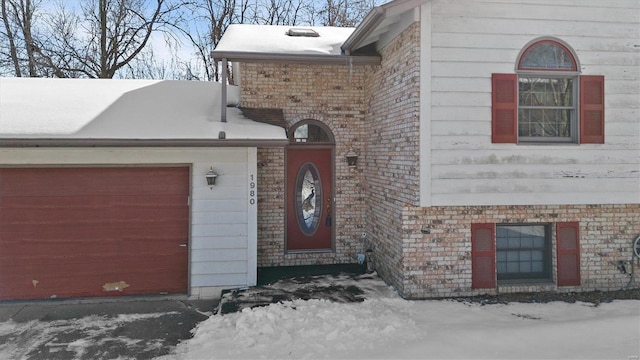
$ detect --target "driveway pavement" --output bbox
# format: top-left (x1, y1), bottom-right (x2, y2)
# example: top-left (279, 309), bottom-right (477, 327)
top-left (0, 297), bottom-right (218, 360)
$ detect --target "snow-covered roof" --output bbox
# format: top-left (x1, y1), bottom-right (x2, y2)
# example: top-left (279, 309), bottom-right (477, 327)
top-left (214, 24), bottom-right (354, 56)
top-left (211, 0), bottom-right (423, 64)
top-left (0, 77), bottom-right (288, 146)
top-left (211, 24), bottom-right (379, 64)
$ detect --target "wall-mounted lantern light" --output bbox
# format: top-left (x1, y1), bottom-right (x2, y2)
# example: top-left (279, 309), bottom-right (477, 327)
top-left (205, 167), bottom-right (218, 188)
top-left (345, 149), bottom-right (359, 168)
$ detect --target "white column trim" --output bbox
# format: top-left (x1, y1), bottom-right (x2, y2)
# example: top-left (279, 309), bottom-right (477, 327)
top-left (246, 147), bottom-right (258, 286)
top-left (419, 2), bottom-right (432, 207)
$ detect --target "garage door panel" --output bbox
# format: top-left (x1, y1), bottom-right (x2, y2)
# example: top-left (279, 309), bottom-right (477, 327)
top-left (1, 245), bottom-right (189, 300)
top-left (1, 226), bottom-right (187, 249)
top-left (1, 195), bottom-right (188, 226)
top-left (1, 269), bottom-right (187, 300)
top-left (0, 167), bottom-right (189, 301)
top-left (2, 240), bottom-right (188, 263)
top-left (0, 167), bottom-right (189, 197)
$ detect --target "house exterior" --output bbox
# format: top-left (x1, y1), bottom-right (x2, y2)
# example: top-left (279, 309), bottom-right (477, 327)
top-left (1, 0), bottom-right (637, 303)
top-left (213, 0), bottom-right (640, 298)
top-left (0, 78), bottom-right (287, 301)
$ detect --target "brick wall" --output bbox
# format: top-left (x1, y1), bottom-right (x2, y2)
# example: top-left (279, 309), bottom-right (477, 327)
top-left (241, 62), bottom-right (372, 266)
top-left (363, 23), bottom-right (421, 294)
top-left (401, 204), bottom-right (640, 299)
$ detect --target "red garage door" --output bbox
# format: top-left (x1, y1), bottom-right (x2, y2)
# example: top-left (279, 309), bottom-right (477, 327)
top-left (0, 167), bottom-right (189, 301)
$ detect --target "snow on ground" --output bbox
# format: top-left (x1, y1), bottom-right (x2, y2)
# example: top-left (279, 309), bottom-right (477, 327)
top-left (163, 275), bottom-right (640, 360)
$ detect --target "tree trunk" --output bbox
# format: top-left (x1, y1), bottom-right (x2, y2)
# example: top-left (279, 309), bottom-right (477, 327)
top-left (20, 0), bottom-right (37, 76)
top-left (1, 0), bottom-right (22, 76)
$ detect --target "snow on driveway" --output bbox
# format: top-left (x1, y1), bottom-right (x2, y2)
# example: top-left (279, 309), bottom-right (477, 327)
top-left (162, 275), bottom-right (640, 360)
top-left (0, 312), bottom-right (175, 359)
top-left (0, 299), bottom-right (213, 360)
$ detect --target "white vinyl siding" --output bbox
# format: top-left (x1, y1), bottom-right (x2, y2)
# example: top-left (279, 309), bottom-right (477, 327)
top-left (422, 0), bottom-right (640, 206)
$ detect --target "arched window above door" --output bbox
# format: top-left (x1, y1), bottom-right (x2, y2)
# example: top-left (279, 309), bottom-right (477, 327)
top-left (289, 121), bottom-right (334, 144)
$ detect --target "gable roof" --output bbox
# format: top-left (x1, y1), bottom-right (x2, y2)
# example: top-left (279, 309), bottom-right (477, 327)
top-left (0, 77), bottom-right (288, 147)
top-left (342, 0), bottom-right (425, 54)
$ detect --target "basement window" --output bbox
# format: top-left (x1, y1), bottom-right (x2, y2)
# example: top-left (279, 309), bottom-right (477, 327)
top-left (286, 28), bottom-right (319, 37)
top-left (496, 224), bottom-right (551, 281)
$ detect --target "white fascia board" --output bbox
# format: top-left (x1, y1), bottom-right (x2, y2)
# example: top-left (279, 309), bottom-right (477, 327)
top-left (211, 51), bottom-right (381, 65)
top-left (419, 1), bottom-right (432, 207)
top-left (343, 0), bottom-right (425, 52)
top-left (0, 138), bottom-right (289, 148)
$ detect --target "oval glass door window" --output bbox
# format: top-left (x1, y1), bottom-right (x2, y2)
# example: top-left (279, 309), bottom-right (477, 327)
top-left (295, 162), bottom-right (322, 235)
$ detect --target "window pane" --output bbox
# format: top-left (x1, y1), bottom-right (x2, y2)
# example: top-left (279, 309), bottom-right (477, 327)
top-left (533, 237), bottom-right (545, 248)
top-left (519, 251), bottom-right (532, 261)
top-left (518, 77), bottom-right (574, 139)
top-left (519, 78), bottom-right (573, 107)
top-left (497, 263), bottom-right (507, 274)
top-left (520, 42), bottom-right (575, 70)
top-left (295, 163), bottom-right (322, 235)
top-left (293, 124), bottom-right (331, 143)
top-left (532, 251), bottom-right (544, 261)
top-left (300, 169), bottom-right (317, 229)
top-left (532, 261), bottom-right (544, 272)
top-left (496, 227), bottom-right (509, 238)
top-left (519, 109), bottom-right (571, 137)
top-left (294, 125), bottom-right (308, 142)
top-left (497, 252), bottom-right (507, 261)
top-left (496, 224), bottom-right (549, 281)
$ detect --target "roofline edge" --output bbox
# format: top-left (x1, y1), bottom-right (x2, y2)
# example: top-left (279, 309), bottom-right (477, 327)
top-left (341, 7), bottom-right (385, 54)
top-left (0, 138), bottom-right (290, 148)
top-left (342, 0), bottom-right (425, 53)
top-left (210, 51), bottom-right (381, 65)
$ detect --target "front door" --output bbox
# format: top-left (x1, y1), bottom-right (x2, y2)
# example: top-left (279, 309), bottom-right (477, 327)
top-left (286, 147), bottom-right (333, 251)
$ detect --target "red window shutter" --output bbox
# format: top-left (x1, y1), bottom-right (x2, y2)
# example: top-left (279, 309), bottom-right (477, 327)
top-left (472, 223), bottom-right (496, 289)
top-left (491, 73), bottom-right (518, 143)
top-left (580, 75), bottom-right (605, 144)
top-left (556, 222), bottom-right (581, 286)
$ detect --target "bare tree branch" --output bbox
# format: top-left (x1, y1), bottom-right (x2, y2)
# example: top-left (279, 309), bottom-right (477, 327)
top-left (0, 0), bottom-right (377, 79)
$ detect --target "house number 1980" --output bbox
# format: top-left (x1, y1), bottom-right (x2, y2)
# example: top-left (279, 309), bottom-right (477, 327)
top-left (249, 174), bottom-right (256, 205)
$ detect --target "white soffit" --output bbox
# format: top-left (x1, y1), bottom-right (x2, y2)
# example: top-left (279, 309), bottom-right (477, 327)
top-left (342, 0), bottom-right (424, 53)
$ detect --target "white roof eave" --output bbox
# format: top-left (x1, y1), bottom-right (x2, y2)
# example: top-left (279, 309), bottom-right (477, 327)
top-left (342, 0), bottom-right (425, 53)
top-left (210, 50), bottom-right (380, 65)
